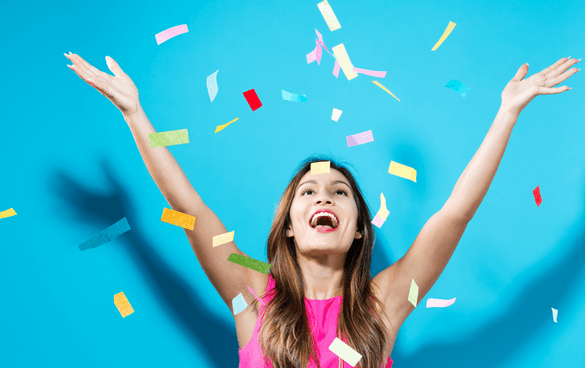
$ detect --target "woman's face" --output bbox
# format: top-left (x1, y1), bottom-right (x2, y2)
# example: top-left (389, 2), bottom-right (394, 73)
top-left (286, 169), bottom-right (362, 256)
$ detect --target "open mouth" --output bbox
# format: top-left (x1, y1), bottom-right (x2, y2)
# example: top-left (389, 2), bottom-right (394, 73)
top-left (310, 211), bottom-right (339, 229)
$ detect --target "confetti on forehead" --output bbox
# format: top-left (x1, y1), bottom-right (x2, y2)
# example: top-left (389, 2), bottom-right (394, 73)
top-left (311, 161), bottom-right (331, 175)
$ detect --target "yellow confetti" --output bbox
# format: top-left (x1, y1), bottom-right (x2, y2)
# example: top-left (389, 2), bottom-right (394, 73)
top-left (408, 279), bottom-right (419, 307)
top-left (0, 208), bottom-right (17, 219)
top-left (431, 21), bottom-right (456, 51)
top-left (372, 81), bottom-right (400, 101)
top-left (215, 117), bottom-right (239, 133)
top-left (317, 0), bottom-right (342, 32)
top-left (375, 193), bottom-right (390, 221)
top-left (114, 292), bottom-right (134, 318)
top-left (161, 208), bottom-right (196, 230)
top-left (311, 161), bottom-right (331, 175)
top-left (213, 230), bottom-right (235, 247)
top-left (328, 337), bottom-right (362, 367)
top-left (332, 44), bottom-right (358, 81)
top-left (388, 161), bottom-right (417, 182)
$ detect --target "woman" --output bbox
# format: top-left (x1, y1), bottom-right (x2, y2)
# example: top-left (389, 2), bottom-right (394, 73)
top-left (65, 52), bottom-right (579, 368)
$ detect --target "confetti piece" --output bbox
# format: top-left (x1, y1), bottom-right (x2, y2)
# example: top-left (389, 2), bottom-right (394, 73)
top-left (426, 297), bottom-right (456, 308)
top-left (408, 279), bottom-right (419, 307)
top-left (207, 70), bottom-right (219, 102)
top-left (307, 39), bottom-right (323, 65)
top-left (215, 117), bottom-right (239, 133)
top-left (155, 24), bottom-right (189, 45)
top-left (79, 217), bottom-right (131, 251)
top-left (315, 29), bottom-right (333, 56)
top-left (311, 161), bottom-right (331, 175)
top-left (552, 308), bottom-right (558, 323)
top-left (212, 230), bottom-right (235, 247)
top-left (346, 130), bottom-right (374, 147)
top-left (431, 21), bottom-right (456, 51)
top-left (114, 292), bottom-right (134, 318)
top-left (372, 193), bottom-right (390, 228)
top-left (444, 79), bottom-right (470, 97)
top-left (149, 129), bottom-right (189, 148)
top-left (247, 286), bottom-right (265, 306)
top-left (243, 89), bottom-right (262, 111)
top-left (232, 293), bottom-right (248, 315)
top-left (332, 44), bottom-right (358, 81)
top-left (388, 161), bottom-right (417, 182)
top-left (372, 81), bottom-right (400, 101)
top-left (329, 337), bottom-right (362, 367)
top-left (533, 185), bottom-right (542, 207)
top-left (227, 253), bottom-right (272, 274)
top-left (317, 0), bottom-right (342, 31)
top-left (0, 208), bottom-right (16, 219)
top-left (352, 68), bottom-right (387, 78)
top-left (332, 60), bottom-right (341, 77)
top-left (282, 90), bottom-right (308, 102)
top-left (160, 208), bottom-right (196, 230)
top-left (331, 108), bottom-right (343, 121)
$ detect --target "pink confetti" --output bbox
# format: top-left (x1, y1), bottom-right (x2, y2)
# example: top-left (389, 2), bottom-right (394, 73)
top-left (426, 297), bottom-right (456, 308)
top-left (307, 40), bottom-right (323, 65)
top-left (352, 67), bottom-right (387, 78)
top-left (332, 60), bottom-right (340, 77)
top-left (347, 130), bottom-right (374, 147)
top-left (371, 215), bottom-right (385, 228)
top-left (155, 24), bottom-right (189, 45)
top-left (315, 29), bottom-right (332, 56)
top-left (246, 286), bottom-right (265, 306)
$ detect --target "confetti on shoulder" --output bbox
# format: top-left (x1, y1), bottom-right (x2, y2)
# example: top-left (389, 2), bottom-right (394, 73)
top-left (149, 129), bottom-right (189, 148)
top-left (227, 253), bottom-right (272, 274)
top-left (79, 217), bottom-right (131, 251)
top-left (432, 21), bottom-right (456, 51)
top-left (161, 208), bottom-right (196, 230)
top-left (114, 292), bottom-right (134, 318)
top-left (282, 90), bottom-right (308, 102)
top-left (0, 208), bottom-right (17, 219)
top-left (372, 81), bottom-right (400, 101)
top-left (311, 161), bottom-right (331, 175)
top-left (215, 118), bottom-right (239, 133)
top-left (155, 24), bottom-right (189, 45)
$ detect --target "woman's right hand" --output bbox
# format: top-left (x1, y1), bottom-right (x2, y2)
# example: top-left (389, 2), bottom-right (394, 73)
top-left (65, 52), bottom-right (141, 117)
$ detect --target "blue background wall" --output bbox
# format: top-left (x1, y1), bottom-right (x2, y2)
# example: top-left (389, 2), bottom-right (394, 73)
top-left (1, 0), bottom-right (584, 366)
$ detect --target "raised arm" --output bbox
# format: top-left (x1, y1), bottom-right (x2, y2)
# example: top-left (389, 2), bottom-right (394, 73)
top-left (65, 53), bottom-right (266, 311)
top-left (374, 57), bottom-right (580, 328)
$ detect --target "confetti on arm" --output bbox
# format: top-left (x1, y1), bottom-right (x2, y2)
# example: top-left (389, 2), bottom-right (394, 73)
top-left (160, 208), bottom-right (196, 230)
top-left (311, 161), bottom-right (331, 175)
top-left (0, 208), bottom-right (16, 219)
top-left (207, 70), bottom-right (219, 102)
top-left (247, 286), bottom-right (265, 306)
top-left (346, 130), bottom-right (374, 147)
top-left (282, 90), bottom-right (308, 102)
top-left (149, 129), bottom-right (189, 148)
top-left (331, 108), bottom-right (342, 121)
top-left (426, 297), bottom-right (456, 308)
top-left (307, 40), bottom-right (323, 64)
top-left (228, 253), bottom-right (272, 274)
top-left (79, 217), bottom-right (131, 251)
top-left (243, 89), bottom-right (262, 111)
top-left (444, 79), bottom-right (470, 97)
top-left (329, 338), bottom-right (362, 367)
top-left (552, 308), bottom-right (558, 323)
top-left (332, 60), bottom-right (341, 77)
top-left (388, 161), bottom-right (417, 182)
top-left (533, 185), bottom-right (542, 207)
top-left (212, 230), bottom-right (235, 247)
top-left (332, 44), bottom-right (358, 80)
top-left (155, 24), bottom-right (189, 45)
top-left (352, 68), bottom-right (387, 78)
top-left (232, 293), bottom-right (248, 315)
top-left (114, 292), bottom-right (134, 318)
top-left (317, 0), bottom-right (341, 31)
top-left (408, 279), bottom-right (419, 307)
top-left (371, 193), bottom-right (390, 228)
top-left (431, 21), bottom-right (456, 51)
top-left (215, 117), bottom-right (239, 133)
top-left (372, 81), bottom-right (400, 101)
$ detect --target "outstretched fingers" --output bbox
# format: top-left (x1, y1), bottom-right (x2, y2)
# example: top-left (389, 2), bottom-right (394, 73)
top-left (65, 54), bottom-right (112, 97)
top-left (545, 58), bottom-right (580, 79)
top-left (534, 85), bottom-right (570, 95)
top-left (538, 57), bottom-right (569, 76)
top-left (547, 67), bottom-right (580, 87)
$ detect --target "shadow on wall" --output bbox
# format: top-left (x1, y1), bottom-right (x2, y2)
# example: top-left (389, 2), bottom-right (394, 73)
top-left (50, 158), bottom-right (239, 368)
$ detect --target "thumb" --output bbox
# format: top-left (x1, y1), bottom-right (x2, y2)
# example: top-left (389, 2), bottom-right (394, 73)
top-left (512, 63), bottom-right (529, 81)
top-left (105, 56), bottom-right (125, 77)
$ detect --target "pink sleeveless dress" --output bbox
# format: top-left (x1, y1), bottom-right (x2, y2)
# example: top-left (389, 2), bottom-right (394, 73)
top-left (238, 274), bottom-right (394, 368)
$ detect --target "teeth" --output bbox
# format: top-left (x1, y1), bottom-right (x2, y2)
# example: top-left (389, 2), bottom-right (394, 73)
top-left (311, 212), bottom-right (338, 228)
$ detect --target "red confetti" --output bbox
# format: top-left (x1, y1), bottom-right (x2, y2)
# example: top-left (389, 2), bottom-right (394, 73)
top-left (533, 185), bottom-right (542, 207)
top-left (243, 89), bottom-right (262, 111)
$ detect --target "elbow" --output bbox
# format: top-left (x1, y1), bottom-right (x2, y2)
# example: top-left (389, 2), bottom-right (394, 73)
top-left (441, 201), bottom-right (475, 224)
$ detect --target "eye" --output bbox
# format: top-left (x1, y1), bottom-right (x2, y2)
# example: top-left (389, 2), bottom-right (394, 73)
top-left (335, 189), bottom-right (348, 196)
top-left (301, 188), bottom-right (314, 196)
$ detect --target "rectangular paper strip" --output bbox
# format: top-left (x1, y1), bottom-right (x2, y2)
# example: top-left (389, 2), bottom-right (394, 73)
top-left (0, 208), bottom-right (17, 219)
top-left (332, 61), bottom-right (340, 77)
top-left (114, 292), bottom-right (134, 318)
top-left (149, 129), bottom-right (189, 148)
top-left (215, 117), bottom-right (239, 133)
top-left (346, 130), bottom-right (374, 147)
top-left (311, 161), bottom-right (331, 175)
top-left (282, 90), bottom-right (308, 102)
top-left (408, 279), bottom-right (419, 307)
top-left (79, 217), bottom-right (131, 251)
top-left (552, 308), bottom-right (558, 323)
top-left (243, 89), bottom-right (262, 111)
top-left (432, 21), bottom-right (456, 51)
top-left (315, 29), bottom-right (332, 56)
top-left (445, 79), bottom-right (470, 97)
top-left (533, 185), bottom-right (542, 207)
top-left (372, 193), bottom-right (390, 229)
top-left (426, 297), bottom-right (456, 308)
top-left (352, 68), bottom-right (387, 78)
top-left (161, 208), bottom-right (196, 230)
top-left (371, 215), bottom-right (385, 228)
top-left (331, 108), bottom-right (343, 121)
top-left (329, 337), bottom-right (362, 367)
top-left (317, 0), bottom-right (341, 31)
top-left (155, 24), bottom-right (189, 45)
top-left (307, 40), bottom-right (323, 65)
top-left (207, 70), bottom-right (219, 102)
top-left (332, 44), bottom-right (358, 80)
top-left (212, 230), bottom-right (235, 247)
top-left (227, 253), bottom-right (272, 274)
top-left (372, 81), bottom-right (400, 101)
top-left (247, 286), bottom-right (265, 306)
top-left (232, 293), bottom-right (248, 315)
top-left (388, 161), bottom-right (417, 182)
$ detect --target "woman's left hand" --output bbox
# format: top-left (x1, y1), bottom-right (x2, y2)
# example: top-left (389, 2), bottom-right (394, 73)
top-left (501, 57), bottom-right (580, 116)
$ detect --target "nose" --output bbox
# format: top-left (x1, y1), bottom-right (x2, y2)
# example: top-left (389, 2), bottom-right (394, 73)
top-left (315, 191), bottom-right (334, 205)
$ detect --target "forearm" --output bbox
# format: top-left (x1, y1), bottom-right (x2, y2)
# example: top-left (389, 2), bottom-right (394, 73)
top-left (124, 105), bottom-right (203, 212)
top-left (443, 106), bottom-right (519, 220)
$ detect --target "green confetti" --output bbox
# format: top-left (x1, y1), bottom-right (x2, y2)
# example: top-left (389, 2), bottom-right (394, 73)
top-left (149, 129), bottom-right (190, 148)
top-left (227, 253), bottom-right (272, 274)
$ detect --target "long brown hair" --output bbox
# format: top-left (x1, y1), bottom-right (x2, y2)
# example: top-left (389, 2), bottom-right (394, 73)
top-left (258, 156), bottom-right (389, 368)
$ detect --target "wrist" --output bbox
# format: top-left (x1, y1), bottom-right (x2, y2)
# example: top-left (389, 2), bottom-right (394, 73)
top-left (123, 103), bottom-right (144, 122)
top-left (497, 105), bottom-right (519, 125)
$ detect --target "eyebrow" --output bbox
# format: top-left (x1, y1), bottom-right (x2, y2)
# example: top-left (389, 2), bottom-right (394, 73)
top-left (298, 180), bottom-right (351, 190)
